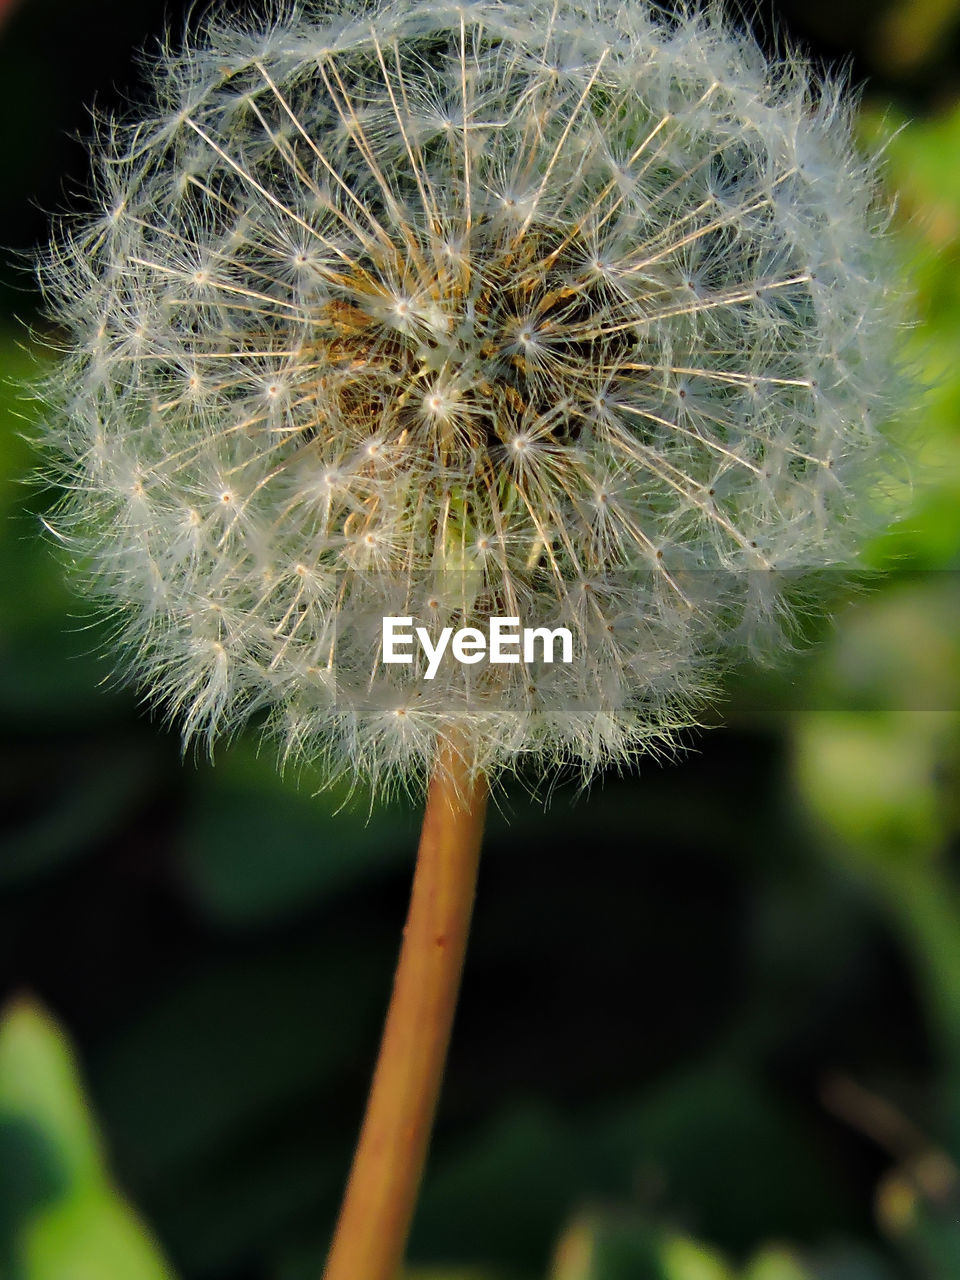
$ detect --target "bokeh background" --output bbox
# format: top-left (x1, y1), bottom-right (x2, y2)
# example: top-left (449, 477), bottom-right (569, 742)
top-left (2, 0), bottom-right (960, 1277)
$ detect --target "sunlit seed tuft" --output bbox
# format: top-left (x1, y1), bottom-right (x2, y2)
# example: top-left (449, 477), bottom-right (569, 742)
top-left (36, 0), bottom-right (907, 795)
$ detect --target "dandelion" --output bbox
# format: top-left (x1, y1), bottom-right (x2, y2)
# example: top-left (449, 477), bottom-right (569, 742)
top-left (35, 0), bottom-right (905, 1274)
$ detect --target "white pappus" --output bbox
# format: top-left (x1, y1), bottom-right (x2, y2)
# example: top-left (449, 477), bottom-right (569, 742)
top-left (36, 0), bottom-right (907, 795)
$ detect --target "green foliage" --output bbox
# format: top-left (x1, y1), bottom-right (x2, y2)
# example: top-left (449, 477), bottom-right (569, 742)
top-left (550, 1217), bottom-right (735, 1280)
top-left (784, 90), bottom-right (960, 1280)
top-left (0, 1000), bottom-right (176, 1280)
top-left (179, 739), bottom-right (415, 926)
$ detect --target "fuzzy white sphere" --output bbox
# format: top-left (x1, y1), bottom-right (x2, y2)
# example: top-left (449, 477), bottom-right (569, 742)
top-left (39, 0), bottom-right (903, 791)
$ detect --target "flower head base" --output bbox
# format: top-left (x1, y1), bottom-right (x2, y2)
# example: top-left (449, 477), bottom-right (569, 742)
top-left (39, 0), bottom-right (903, 793)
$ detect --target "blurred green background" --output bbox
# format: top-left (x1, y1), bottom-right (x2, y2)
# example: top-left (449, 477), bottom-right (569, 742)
top-left (2, 0), bottom-right (960, 1277)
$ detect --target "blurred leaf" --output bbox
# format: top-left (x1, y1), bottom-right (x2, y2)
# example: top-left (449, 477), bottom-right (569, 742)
top-left (550, 1227), bottom-right (896, 1280)
top-left (95, 943), bottom-right (386, 1183)
top-left (414, 1104), bottom-right (589, 1269)
top-left (872, 0), bottom-right (960, 73)
top-left (179, 738), bottom-right (416, 925)
top-left (743, 1245), bottom-right (896, 1280)
top-left (659, 1237), bottom-right (732, 1280)
top-left (791, 707), bottom-right (960, 1139)
top-left (415, 1064), bottom-right (843, 1273)
top-left (805, 579), bottom-right (960, 714)
top-left (792, 712), bottom-right (955, 860)
top-left (0, 740), bottom-right (159, 886)
top-left (19, 1193), bottom-right (175, 1280)
top-left (743, 1249), bottom-right (813, 1280)
top-left (401, 1270), bottom-right (501, 1280)
top-left (0, 1000), bottom-right (102, 1189)
top-left (859, 105), bottom-right (960, 571)
top-left (787, 94), bottom-right (960, 1134)
top-left (0, 334), bottom-right (119, 723)
top-left (594, 1065), bottom-right (848, 1251)
top-left (895, 1198), bottom-right (960, 1276)
top-left (0, 998), bottom-right (176, 1280)
top-left (0, 334), bottom-right (40, 510)
top-left (549, 1215), bottom-right (733, 1280)
top-left (803, 1244), bottom-right (898, 1280)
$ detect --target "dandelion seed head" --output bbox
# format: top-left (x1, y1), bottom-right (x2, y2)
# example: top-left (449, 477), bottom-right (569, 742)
top-left (37, 0), bottom-right (906, 794)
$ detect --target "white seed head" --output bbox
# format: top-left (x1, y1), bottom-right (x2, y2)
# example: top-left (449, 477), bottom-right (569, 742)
top-left (37, 0), bottom-right (905, 794)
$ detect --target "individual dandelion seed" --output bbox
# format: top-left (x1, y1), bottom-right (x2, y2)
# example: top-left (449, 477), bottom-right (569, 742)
top-left (34, 0), bottom-right (907, 1275)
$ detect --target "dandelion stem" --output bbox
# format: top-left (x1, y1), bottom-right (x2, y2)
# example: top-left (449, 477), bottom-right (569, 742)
top-left (322, 738), bottom-right (488, 1280)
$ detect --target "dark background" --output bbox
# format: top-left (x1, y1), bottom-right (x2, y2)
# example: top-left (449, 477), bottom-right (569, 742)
top-left (2, 1), bottom-right (960, 1278)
